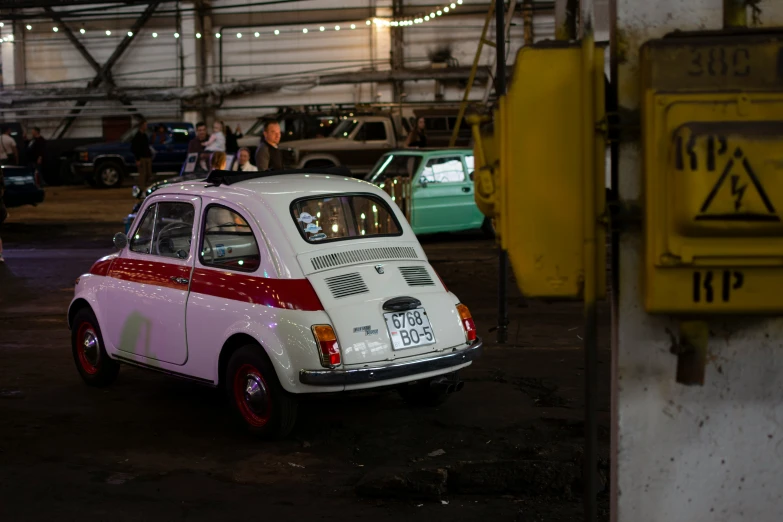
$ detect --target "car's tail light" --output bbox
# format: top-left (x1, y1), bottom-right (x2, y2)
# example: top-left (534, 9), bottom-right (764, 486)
top-left (79, 151), bottom-right (89, 162)
top-left (456, 304), bottom-right (476, 342)
top-left (311, 325), bottom-right (341, 367)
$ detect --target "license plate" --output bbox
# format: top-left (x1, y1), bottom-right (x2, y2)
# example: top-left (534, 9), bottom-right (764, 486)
top-left (384, 308), bottom-right (436, 350)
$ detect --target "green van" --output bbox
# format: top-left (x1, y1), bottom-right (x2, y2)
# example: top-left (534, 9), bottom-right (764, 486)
top-left (366, 149), bottom-right (491, 236)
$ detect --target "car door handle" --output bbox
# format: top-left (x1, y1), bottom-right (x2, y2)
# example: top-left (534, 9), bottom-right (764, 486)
top-left (462, 186), bottom-right (471, 193)
top-left (170, 276), bottom-right (190, 285)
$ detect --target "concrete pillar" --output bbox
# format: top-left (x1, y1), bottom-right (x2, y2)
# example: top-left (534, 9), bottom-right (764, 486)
top-left (614, 1), bottom-right (783, 520)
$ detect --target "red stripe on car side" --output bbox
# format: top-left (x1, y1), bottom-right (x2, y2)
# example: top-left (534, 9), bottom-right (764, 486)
top-left (190, 268), bottom-right (324, 311)
top-left (99, 257), bottom-right (324, 311)
top-left (108, 258), bottom-right (192, 291)
top-left (88, 256), bottom-right (116, 277)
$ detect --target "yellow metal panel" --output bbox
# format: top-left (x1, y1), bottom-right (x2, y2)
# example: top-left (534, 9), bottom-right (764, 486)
top-left (499, 44), bottom-right (606, 298)
top-left (642, 31), bottom-right (783, 314)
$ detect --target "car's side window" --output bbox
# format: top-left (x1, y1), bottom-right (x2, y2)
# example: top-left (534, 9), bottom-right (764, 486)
top-left (464, 155), bottom-right (475, 179)
top-left (200, 205), bottom-right (261, 272)
top-left (357, 122), bottom-right (387, 142)
top-left (129, 202), bottom-right (195, 259)
top-left (420, 156), bottom-right (467, 184)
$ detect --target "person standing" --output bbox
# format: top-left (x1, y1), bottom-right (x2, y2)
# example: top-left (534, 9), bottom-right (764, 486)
top-left (405, 117), bottom-right (428, 148)
top-left (225, 123), bottom-right (243, 154)
top-left (152, 125), bottom-right (167, 145)
top-left (255, 121), bottom-right (282, 171)
top-left (188, 121), bottom-right (208, 154)
top-left (27, 127), bottom-right (46, 171)
top-left (132, 120), bottom-right (153, 190)
top-left (231, 148), bottom-right (258, 172)
top-left (0, 126), bottom-right (18, 166)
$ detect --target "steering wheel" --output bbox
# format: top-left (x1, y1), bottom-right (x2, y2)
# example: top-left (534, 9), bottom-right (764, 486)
top-left (155, 221), bottom-right (192, 257)
top-left (203, 235), bottom-right (216, 264)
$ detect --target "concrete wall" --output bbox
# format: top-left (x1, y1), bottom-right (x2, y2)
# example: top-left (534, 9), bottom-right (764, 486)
top-left (614, 1), bottom-right (783, 520)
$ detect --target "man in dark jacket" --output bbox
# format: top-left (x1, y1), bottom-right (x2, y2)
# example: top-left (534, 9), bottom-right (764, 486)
top-left (27, 127), bottom-right (46, 171)
top-left (255, 121), bottom-right (283, 171)
top-left (188, 121), bottom-right (208, 154)
top-left (131, 120), bottom-right (152, 190)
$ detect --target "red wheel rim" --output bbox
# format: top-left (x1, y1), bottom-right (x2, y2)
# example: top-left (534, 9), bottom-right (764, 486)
top-left (233, 364), bottom-right (272, 427)
top-left (76, 321), bottom-right (100, 375)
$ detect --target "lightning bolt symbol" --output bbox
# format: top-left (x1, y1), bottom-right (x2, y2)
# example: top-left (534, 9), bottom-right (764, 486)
top-left (730, 175), bottom-right (747, 211)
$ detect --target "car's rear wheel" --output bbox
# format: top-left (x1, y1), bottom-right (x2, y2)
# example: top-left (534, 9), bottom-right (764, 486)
top-left (398, 373), bottom-right (458, 407)
top-left (71, 308), bottom-right (120, 387)
top-left (95, 161), bottom-right (124, 188)
top-left (226, 344), bottom-right (298, 438)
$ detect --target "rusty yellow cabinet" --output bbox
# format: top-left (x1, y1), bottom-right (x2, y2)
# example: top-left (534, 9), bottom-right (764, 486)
top-left (470, 41), bottom-right (606, 299)
top-left (642, 31), bottom-right (783, 314)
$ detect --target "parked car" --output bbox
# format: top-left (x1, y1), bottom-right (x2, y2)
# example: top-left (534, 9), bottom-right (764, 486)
top-left (279, 113), bottom-right (413, 177)
top-left (70, 169), bottom-right (482, 437)
top-left (365, 149), bottom-right (491, 236)
top-left (0, 165), bottom-right (45, 208)
top-left (70, 122), bottom-right (195, 189)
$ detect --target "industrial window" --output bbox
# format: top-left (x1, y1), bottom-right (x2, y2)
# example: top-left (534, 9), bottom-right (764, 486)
top-left (199, 205), bottom-right (261, 272)
top-left (420, 156), bottom-right (466, 184)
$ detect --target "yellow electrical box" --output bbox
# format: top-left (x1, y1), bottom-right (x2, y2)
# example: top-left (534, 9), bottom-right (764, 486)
top-left (471, 42), bottom-right (606, 298)
top-left (642, 31), bottom-right (783, 314)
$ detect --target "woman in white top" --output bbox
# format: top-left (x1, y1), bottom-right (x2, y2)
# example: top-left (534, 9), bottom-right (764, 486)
top-left (202, 121), bottom-right (226, 152)
top-left (231, 148), bottom-right (259, 172)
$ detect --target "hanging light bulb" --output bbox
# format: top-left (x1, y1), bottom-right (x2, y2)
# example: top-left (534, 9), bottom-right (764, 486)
top-left (424, 16), bottom-right (430, 21)
top-left (274, 29), bottom-right (280, 35)
top-left (127, 31), bottom-right (133, 37)
top-left (53, 26), bottom-right (59, 32)
top-left (437, 10), bottom-right (443, 15)
top-left (236, 32), bottom-right (242, 38)
top-left (458, 0), bottom-right (463, 4)
top-left (196, 32), bottom-right (202, 38)
top-left (7, 34), bottom-right (13, 41)
top-left (366, 20), bottom-right (371, 25)
top-left (444, 7), bottom-right (450, 12)
top-left (335, 25), bottom-right (340, 31)
top-left (174, 32), bottom-right (180, 38)
top-left (80, 28), bottom-right (85, 34)
top-left (105, 30), bottom-right (111, 35)
top-left (254, 31), bottom-right (260, 37)
top-left (215, 32), bottom-right (221, 38)
top-left (26, 25), bottom-right (32, 30)
top-left (451, 2), bottom-right (456, 8)
top-left (350, 24), bottom-right (356, 29)
top-left (302, 28), bottom-right (308, 33)
top-left (430, 12), bottom-right (436, 17)
top-left (319, 26), bottom-right (325, 31)
top-left (152, 32), bottom-right (158, 38)
top-left (0, 23), bottom-right (4, 28)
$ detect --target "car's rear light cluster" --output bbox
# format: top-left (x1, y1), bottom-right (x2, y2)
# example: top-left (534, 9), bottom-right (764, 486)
top-left (456, 303), bottom-right (476, 342)
top-left (311, 325), bottom-right (342, 367)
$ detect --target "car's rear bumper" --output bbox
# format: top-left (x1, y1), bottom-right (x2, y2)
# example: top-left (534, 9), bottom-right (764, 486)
top-left (299, 339), bottom-right (483, 386)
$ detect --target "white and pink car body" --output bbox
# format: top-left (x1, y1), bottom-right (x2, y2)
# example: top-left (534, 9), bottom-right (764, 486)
top-left (68, 171), bottom-right (482, 434)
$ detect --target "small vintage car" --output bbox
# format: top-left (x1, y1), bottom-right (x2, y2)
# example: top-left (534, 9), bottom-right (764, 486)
top-left (365, 149), bottom-right (492, 236)
top-left (70, 169), bottom-right (482, 437)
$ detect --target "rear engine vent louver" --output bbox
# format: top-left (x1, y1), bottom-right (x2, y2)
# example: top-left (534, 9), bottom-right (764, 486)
top-left (311, 246), bottom-right (418, 271)
top-left (399, 266), bottom-right (435, 287)
top-left (325, 272), bottom-right (369, 299)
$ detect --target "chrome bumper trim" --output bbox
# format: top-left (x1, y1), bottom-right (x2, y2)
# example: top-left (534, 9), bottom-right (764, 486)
top-left (299, 339), bottom-right (483, 386)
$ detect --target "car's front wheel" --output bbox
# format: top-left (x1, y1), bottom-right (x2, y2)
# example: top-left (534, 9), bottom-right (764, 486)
top-left (226, 344), bottom-right (298, 438)
top-left (71, 308), bottom-right (120, 387)
top-left (95, 161), bottom-right (124, 188)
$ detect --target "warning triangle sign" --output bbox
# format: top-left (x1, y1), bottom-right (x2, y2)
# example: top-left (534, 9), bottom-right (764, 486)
top-left (695, 147), bottom-right (780, 222)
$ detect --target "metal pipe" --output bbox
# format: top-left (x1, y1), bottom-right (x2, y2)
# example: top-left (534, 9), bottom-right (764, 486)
top-left (723, 0), bottom-right (747, 28)
top-left (579, 3), bottom-right (597, 521)
top-left (554, 0), bottom-right (578, 40)
top-left (495, 0), bottom-right (509, 345)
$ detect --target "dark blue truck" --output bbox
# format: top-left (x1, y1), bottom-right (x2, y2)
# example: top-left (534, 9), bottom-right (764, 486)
top-left (70, 122), bottom-right (195, 188)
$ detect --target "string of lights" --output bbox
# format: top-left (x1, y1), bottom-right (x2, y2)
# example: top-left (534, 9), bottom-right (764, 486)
top-left (0, 0), bottom-right (465, 42)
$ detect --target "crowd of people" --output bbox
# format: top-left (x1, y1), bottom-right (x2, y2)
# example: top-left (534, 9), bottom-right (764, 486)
top-left (184, 119), bottom-right (282, 172)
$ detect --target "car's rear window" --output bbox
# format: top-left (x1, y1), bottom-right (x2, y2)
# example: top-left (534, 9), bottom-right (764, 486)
top-left (291, 194), bottom-right (402, 243)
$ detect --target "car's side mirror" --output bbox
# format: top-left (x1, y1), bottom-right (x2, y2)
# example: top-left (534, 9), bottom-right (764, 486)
top-left (113, 232), bottom-right (128, 250)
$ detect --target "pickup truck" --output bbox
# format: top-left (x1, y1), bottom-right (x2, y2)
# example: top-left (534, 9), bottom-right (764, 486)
top-left (279, 114), bottom-right (415, 177)
top-left (70, 122), bottom-right (195, 188)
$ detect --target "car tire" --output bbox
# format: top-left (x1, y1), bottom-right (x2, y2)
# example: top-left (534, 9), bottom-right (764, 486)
top-left (481, 217), bottom-right (496, 239)
top-left (398, 374), bottom-right (456, 407)
top-left (95, 161), bottom-right (124, 189)
top-left (71, 308), bottom-right (120, 387)
top-left (226, 344), bottom-right (298, 438)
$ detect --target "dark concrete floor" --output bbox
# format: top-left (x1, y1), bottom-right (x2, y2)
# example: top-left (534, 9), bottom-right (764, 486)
top-left (0, 186), bottom-right (611, 521)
